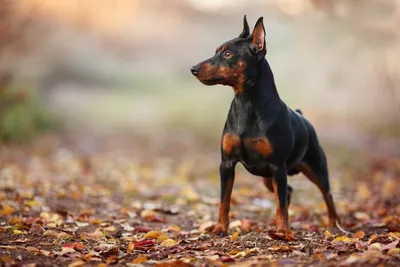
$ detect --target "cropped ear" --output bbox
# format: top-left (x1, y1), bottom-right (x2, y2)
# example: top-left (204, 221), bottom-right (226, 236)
top-left (239, 15), bottom-right (250, 38)
top-left (250, 17), bottom-right (266, 54)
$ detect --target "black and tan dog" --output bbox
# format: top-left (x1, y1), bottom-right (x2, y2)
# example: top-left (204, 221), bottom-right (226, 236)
top-left (190, 16), bottom-right (341, 238)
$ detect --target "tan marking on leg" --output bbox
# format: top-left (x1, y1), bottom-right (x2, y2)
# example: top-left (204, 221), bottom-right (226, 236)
top-left (222, 133), bottom-right (240, 155)
top-left (296, 163), bottom-right (340, 226)
top-left (213, 178), bottom-right (234, 235)
top-left (272, 179), bottom-right (290, 233)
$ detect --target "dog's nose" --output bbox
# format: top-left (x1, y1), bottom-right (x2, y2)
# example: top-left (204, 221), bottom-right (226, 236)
top-left (190, 66), bottom-right (199, 76)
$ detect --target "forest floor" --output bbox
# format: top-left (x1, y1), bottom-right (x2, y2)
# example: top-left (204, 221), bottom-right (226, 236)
top-left (0, 129), bottom-right (399, 267)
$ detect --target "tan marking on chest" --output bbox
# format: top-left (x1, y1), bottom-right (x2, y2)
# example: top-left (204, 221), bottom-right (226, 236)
top-left (222, 133), bottom-right (241, 155)
top-left (244, 137), bottom-right (273, 157)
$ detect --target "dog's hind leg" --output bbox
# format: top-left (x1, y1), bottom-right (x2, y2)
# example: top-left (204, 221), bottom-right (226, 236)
top-left (297, 140), bottom-right (340, 227)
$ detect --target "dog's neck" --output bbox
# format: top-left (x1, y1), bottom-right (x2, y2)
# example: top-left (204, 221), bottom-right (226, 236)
top-left (228, 59), bottom-right (284, 133)
top-left (233, 59), bottom-right (281, 108)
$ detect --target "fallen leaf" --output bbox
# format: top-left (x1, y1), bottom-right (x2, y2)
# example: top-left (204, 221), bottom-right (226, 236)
top-left (230, 231), bottom-right (239, 241)
top-left (387, 248), bottom-right (400, 256)
top-left (135, 226), bottom-right (151, 233)
top-left (353, 231), bottom-right (365, 239)
top-left (368, 243), bottom-right (382, 250)
top-left (132, 254), bottom-right (147, 263)
top-left (13, 230), bottom-right (23, 235)
top-left (228, 249), bottom-right (240, 255)
top-left (332, 235), bottom-right (354, 244)
top-left (81, 228), bottom-right (105, 240)
top-left (380, 240), bottom-right (399, 251)
top-left (325, 230), bottom-right (333, 239)
top-left (154, 260), bottom-right (192, 267)
top-left (145, 230), bottom-right (163, 239)
top-left (161, 239), bottom-right (178, 247)
top-left (132, 239), bottom-right (155, 250)
top-left (168, 225), bottom-right (181, 232)
top-left (268, 231), bottom-right (296, 241)
top-left (354, 212), bottom-right (370, 221)
top-left (157, 234), bottom-right (169, 242)
top-left (62, 242), bottom-right (85, 251)
top-left (141, 209), bottom-right (156, 219)
top-left (268, 245), bottom-right (292, 252)
top-left (29, 224), bottom-right (45, 236)
top-left (68, 260), bottom-right (85, 267)
top-left (221, 256), bottom-right (235, 262)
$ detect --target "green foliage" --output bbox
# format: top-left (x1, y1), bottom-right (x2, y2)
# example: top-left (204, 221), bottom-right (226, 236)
top-left (0, 84), bottom-right (59, 142)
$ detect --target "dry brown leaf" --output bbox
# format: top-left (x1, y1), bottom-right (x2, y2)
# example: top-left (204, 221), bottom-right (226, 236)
top-left (82, 228), bottom-right (105, 240)
top-left (353, 231), bottom-right (365, 239)
top-left (380, 240), bottom-right (399, 251)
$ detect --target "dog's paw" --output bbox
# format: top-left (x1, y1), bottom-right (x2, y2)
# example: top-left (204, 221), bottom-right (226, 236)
top-left (212, 223), bottom-right (228, 237)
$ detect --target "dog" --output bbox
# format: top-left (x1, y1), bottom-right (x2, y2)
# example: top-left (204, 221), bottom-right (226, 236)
top-left (190, 16), bottom-right (341, 238)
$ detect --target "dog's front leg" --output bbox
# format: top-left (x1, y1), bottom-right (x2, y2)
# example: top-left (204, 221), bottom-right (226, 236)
top-left (272, 165), bottom-right (291, 234)
top-left (212, 161), bottom-right (236, 236)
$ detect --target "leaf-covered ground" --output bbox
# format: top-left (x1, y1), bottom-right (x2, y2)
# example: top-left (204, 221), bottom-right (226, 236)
top-left (0, 131), bottom-right (399, 267)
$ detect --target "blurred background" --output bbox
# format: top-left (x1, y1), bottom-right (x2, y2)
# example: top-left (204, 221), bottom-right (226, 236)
top-left (1, 0), bottom-right (399, 154)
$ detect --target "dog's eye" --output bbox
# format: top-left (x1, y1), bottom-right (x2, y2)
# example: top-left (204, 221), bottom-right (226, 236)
top-left (223, 50), bottom-right (233, 59)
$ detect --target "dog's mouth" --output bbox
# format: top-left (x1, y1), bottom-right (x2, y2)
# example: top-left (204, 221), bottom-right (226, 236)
top-left (198, 77), bottom-right (226, 86)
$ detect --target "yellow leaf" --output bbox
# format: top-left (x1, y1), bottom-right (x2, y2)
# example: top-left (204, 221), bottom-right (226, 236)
top-left (157, 234), bottom-right (168, 242)
top-left (97, 264), bottom-right (108, 267)
top-left (332, 235), bottom-right (354, 244)
top-left (68, 260), bottom-right (85, 267)
top-left (0, 205), bottom-right (15, 216)
top-left (324, 230), bottom-right (333, 239)
top-left (13, 230), bottom-right (23, 235)
top-left (161, 239), bottom-right (178, 247)
top-left (388, 248), bottom-right (400, 256)
top-left (8, 217), bottom-right (21, 225)
top-left (228, 249), bottom-right (240, 255)
top-left (145, 230), bottom-right (162, 239)
top-left (89, 219), bottom-right (102, 225)
top-left (1, 255), bottom-right (12, 262)
top-left (231, 231), bottom-right (239, 241)
top-left (140, 209), bottom-right (156, 219)
top-left (368, 243), bottom-right (382, 250)
top-left (357, 183), bottom-right (371, 199)
top-left (168, 225), bottom-right (181, 232)
top-left (127, 243), bottom-right (134, 253)
top-left (181, 187), bottom-right (200, 201)
top-left (234, 251), bottom-right (247, 258)
top-left (388, 232), bottom-right (400, 240)
top-left (132, 254), bottom-right (147, 263)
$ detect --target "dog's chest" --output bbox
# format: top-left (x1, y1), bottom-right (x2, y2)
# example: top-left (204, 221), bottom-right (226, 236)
top-left (222, 133), bottom-right (272, 158)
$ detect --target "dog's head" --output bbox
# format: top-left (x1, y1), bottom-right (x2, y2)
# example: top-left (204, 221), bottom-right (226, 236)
top-left (190, 16), bottom-right (267, 94)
